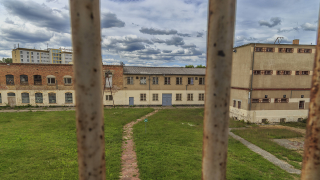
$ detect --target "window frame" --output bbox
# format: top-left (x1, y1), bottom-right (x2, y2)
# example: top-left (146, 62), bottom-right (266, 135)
top-left (34, 75), bottom-right (42, 85)
top-left (47, 76), bottom-right (56, 85)
top-left (35, 93), bottom-right (43, 103)
top-left (152, 77), bottom-right (159, 85)
top-left (199, 77), bottom-right (205, 85)
top-left (48, 93), bottom-right (56, 104)
top-left (20, 75), bottom-right (28, 85)
top-left (65, 92), bottom-right (73, 103)
top-left (164, 77), bottom-right (171, 85)
top-left (140, 93), bottom-right (146, 101)
top-left (6, 75), bottom-right (14, 85)
top-left (238, 101), bottom-right (241, 109)
top-left (188, 77), bottom-right (194, 85)
top-left (176, 94), bottom-right (182, 101)
top-left (187, 93), bottom-right (193, 101)
top-left (199, 93), bottom-right (204, 101)
top-left (233, 100), bottom-right (236, 107)
top-left (140, 77), bottom-right (147, 85)
top-left (152, 94), bottom-right (158, 101)
top-left (299, 101), bottom-right (305, 109)
top-left (21, 93), bottom-right (30, 104)
top-left (176, 77), bottom-right (182, 85)
top-left (127, 77), bottom-right (133, 85)
top-left (106, 95), bottom-right (113, 101)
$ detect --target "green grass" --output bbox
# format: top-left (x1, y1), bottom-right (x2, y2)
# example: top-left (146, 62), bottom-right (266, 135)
top-left (0, 108), bottom-right (154, 180)
top-left (280, 122), bottom-right (306, 129)
top-left (133, 109), bottom-right (298, 180)
top-left (229, 118), bottom-right (258, 128)
top-left (232, 128), bottom-right (303, 169)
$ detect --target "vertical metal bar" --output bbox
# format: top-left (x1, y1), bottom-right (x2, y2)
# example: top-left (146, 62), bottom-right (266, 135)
top-left (301, 10), bottom-right (320, 180)
top-left (202, 0), bottom-right (236, 179)
top-left (69, 0), bottom-right (106, 179)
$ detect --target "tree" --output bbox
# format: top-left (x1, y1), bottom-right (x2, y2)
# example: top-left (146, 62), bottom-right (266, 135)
top-left (0, 58), bottom-right (12, 63)
top-left (196, 64), bottom-right (206, 68)
top-left (185, 65), bottom-right (194, 68)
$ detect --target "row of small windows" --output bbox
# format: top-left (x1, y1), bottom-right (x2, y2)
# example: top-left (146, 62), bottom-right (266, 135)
top-left (20, 55), bottom-right (40, 59)
top-left (1, 92), bottom-right (73, 104)
top-left (251, 98), bottom-right (305, 109)
top-left (255, 47), bottom-right (312, 53)
top-left (19, 51), bottom-right (40, 55)
top-left (127, 77), bottom-right (205, 85)
top-left (253, 70), bottom-right (310, 75)
top-left (139, 93), bottom-right (205, 101)
top-left (5, 75), bottom-right (72, 85)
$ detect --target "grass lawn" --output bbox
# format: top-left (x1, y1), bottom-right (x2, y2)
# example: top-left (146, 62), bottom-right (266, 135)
top-left (229, 118), bottom-right (258, 128)
top-left (133, 109), bottom-right (298, 180)
top-left (232, 128), bottom-right (303, 169)
top-left (280, 122), bottom-right (306, 129)
top-left (0, 108), bottom-right (154, 180)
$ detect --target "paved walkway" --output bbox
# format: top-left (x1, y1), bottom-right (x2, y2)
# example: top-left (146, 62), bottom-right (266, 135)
top-left (119, 110), bottom-right (159, 180)
top-left (229, 128), bottom-right (301, 174)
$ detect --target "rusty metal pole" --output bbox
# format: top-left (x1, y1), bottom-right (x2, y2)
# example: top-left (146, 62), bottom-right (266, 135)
top-left (301, 11), bottom-right (320, 180)
top-left (202, 0), bottom-right (236, 179)
top-left (70, 0), bottom-right (106, 179)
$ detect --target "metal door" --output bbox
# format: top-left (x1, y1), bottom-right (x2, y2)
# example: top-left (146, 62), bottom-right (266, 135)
top-left (129, 97), bottom-right (134, 106)
top-left (162, 94), bottom-right (172, 106)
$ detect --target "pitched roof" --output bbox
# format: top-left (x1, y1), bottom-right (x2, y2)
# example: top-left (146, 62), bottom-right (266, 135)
top-left (123, 66), bottom-right (205, 75)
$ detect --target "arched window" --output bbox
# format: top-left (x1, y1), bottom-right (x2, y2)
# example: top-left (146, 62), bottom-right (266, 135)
top-left (105, 72), bottom-right (112, 88)
top-left (47, 75), bottom-right (56, 85)
top-left (6, 75), bottom-right (14, 85)
top-left (34, 75), bottom-right (42, 85)
top-left (63, 75), bottom-right (72, 85)
top-left (65, 93), bottom-right (73, 103)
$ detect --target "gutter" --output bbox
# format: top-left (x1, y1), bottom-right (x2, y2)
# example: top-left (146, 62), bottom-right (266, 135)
top-left (249, 44), bottom-right (256, 111)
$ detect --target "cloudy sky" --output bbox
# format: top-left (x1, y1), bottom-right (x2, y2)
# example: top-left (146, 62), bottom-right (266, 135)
top-left (0, 0), bottom-right (318, 66)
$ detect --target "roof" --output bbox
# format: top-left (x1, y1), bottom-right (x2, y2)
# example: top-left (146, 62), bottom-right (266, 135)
top-left (234, 43), bottom-right (316, 49)
top-left (123, 66), bottom-right (206, 75)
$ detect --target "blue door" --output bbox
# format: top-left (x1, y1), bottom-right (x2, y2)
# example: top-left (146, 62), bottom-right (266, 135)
top-left (162, 94), bottom-right (172, 106)
top-left (129, 97), bottom-right (134, 106)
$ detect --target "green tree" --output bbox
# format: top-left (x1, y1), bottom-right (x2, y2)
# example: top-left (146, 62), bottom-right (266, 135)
top-left (196, 64), bottom-right (206, 68)
top-left (185, 65), bottom-right (194, 68)
top-left (1, 58), bottom-right (12, 63)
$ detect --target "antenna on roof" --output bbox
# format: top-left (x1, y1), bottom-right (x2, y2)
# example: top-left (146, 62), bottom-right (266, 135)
top-left (18, 43), bottom-right (19, 48)
top-left (14, 44), bottom-right (16, 49)
top-left (274, 37), bottom-right (283, 44)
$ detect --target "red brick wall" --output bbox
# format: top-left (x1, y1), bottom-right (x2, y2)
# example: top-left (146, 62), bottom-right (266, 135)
top-left (0, 63), bottom-right (123, 91)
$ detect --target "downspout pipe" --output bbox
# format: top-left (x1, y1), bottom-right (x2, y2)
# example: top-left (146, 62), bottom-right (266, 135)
top-left (249, 43), bottom-right (256, 111)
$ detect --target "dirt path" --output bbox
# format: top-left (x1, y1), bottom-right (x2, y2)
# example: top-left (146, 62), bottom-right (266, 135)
top-left (119, 110), bottom-right (159, 180)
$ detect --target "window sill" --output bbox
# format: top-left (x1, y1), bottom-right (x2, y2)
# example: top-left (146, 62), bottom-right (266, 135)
top-left (47, 84), bottom-right (56, 86)
top-left (64, 84), bottom-right (72, 86)
top-left (152, 100), bottom-right (159, 101)
top-left (140, 84), bottom-right (147, 85)
top-left (176, 84), bottom-right (183, 85)
top-left (6, 84), bottom-right (15, 86)
top-left (65, 102), bottom-right (73, 104)
top-left (187, 84), bottom-right (194, 85)
top-left (176, 100), bottom-right (182, 101)
top-left (187, 100), bottom-right (194, 101)
top-left (164, 84), bottom-right (171, 85)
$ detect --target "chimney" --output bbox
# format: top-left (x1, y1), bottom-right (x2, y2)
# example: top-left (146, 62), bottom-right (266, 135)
top-left (293, 39), bottom-right (299, 45)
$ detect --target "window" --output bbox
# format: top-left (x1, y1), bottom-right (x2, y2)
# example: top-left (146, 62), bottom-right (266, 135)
top-left (20, 51), bottom-right (22, 53)
top-left (233, 100), bottom-right (236, 107)
top-left (21, 59), bottom-right (23, 62)
top-left (164, 77), bottom-right (170, 85)
top-left (152, 94), bottom-right (158, 101)
top-left (255, 47), bottom-right (262, 52)
top-left (27, 59), bottom-right (29, 62)
top-left (27, 52), bottom-right (29, 54)
top-left (264, 70), bottom-right (272, 75)
top-left (20, 75), bottom-right (28, 85)
top-left (299, 101), bottom-right (305, 109)
top-left (21, 93), bottom-right (30, 103)
top-left (265, 95), bottom-right (268, 98)
top-left (238, 101), bottom-right (241, 109)
top-left (47, 76), bottom-right (56, 85)
top-left (140, 93), bottom-right (146, 101)
top-left (34, 75), bottom-right (42, 85)
top-left (140, 77), bottom-right (147, 84)
top-left (106, 95), bottom-right (113, 101)
top-left (279, 48), bottom-right (293, 53)
top-left (6, 75), bottom-right (14, 85)
top-left (275, 98), bottom-right (289, 103)
top-left (199, 93), bottom-right (204, 101)
top-left (0, 93), bottom-right (1, 103)
top-left (37, 53), bottom-right (39, 55)
top-left (188, 77), bottom-right (194, 85)
top-left (176, 94), bottom-right (182, 101)
top-left (20, 55), bottom-right (23, 58)
top-left (301, 95), bottom-right (304, 98)
top-left (252, 99), bottom-right (260, 103)
top-left (105, 73), bottom-right (113, 87)
top-left (64, 77), bottom-right (72, 85)
top-left (35, 93), bottom-right (43, 103)
top-left (31, 52), bottom-right (33, 55)
top-left (199, 77), bottom-right (205, 85)
top-left (37, 56), bottom-right (39, 59)
top-left (27, 55), bottom-right (29, 58)
top-left (176, 77), bottom-right (182, 85)
top-left (49, 93), bottom-right (56, 103)
top-left (266, 48), bottom-right (274, 52)
top-left (153, 77), bottom-right (158, 85)
top-left (262, 99), bottom-right (270, 103)
top-left (65, 93), bottom-right (73, 103)
top-left (295, 71), bottom-right (300, 75)
top-left (127, 77), bottom-right (133, 84)
top-left (304, 49), bottom-right (312, 53)
top-left (253, 70), bottom-right (261, 75)
top-left (302, 71), bottom-right (309, 75)
top-left (187, 93), bottom-right (193, 101)
top-left (31, 56), bottom-right (33, 58)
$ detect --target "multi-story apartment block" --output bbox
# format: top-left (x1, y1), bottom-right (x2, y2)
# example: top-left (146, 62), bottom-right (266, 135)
top-left (230, 39), bottom-right (315, 123)
top-left (12, 47), bottom-right (73, 64)
top-left (0, 64), bottom-right (205, 107)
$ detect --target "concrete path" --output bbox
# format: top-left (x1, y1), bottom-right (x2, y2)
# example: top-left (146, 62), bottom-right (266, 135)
top-left (119, 110), bottom-right (159, 180)
top-left (229, 128), bottom-right (301, 174)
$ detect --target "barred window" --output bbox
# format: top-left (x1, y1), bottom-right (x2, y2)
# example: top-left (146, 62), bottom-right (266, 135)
top-left (6, 75), bottom-right (14, 85)
top-left (152, 77), bottom-right (158, 84)
top-left (20, 75), bottom-right (28, 85)
top-left (199, 93), bottom-right (204, 101)
top-left (199, 77), bottom-right (205, 85)
top-left (188, 77), bottom-right (194, 85)
top-left (140, 77), bottom-right (147, 84)
top-left (35, 93), bottom-right (43, 103)
top-left (252, 99), bottom-right (260, 103)
top-left (65, 93), bottom-right (73, 103)
top-left (106, 95), bottom-right (113, 101)
top-left (187, 93), bottom-right (193, 101)
top-left (176, 77), bottom-right (182, 85)
top-left (233, 100), bottom-right (236, 107)
top-left (127, 77), bottom-right (133, 84)
top-left (164, 77), bottom-right (170, 85)
top-left (49, 93), bottom-right (56, 104)
top-left (253, 70), bottom-right (261, 75)
top-left (238, 101), bottom-right (241, 109)
top-left (152, 94), bottom-right (158, 101)
top-left (176, 94), bottom-right (182, 101)
top-left (34, 75), bottom-right (42, 85)
top-left (21, 93), bottom-right (30, 103)
top-left (0, 93), bottom-right (2, 103)
top-left (140, 93), bottom-right (146, 101)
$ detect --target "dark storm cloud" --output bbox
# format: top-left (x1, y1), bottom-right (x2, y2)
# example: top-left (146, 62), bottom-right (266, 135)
top-left (4, 18), bottom-right (14, 24)
top-left (177, 33), bottom-right (191, 37)
top-left (103, 36), bottom-right (153, 52)
top-left (2, 0), bottom-right (70, 32)
top-left (162, 50), bottom-right (172, 53)
top-left (181, 44), bottom-right (197, 48)
top-left (139, 27), bottom-right (178, 35)
top-left (259, 17), bottom-right (281, 28)
top-left (301, 23), bottom-right (317, 31)
top-left (136, 48), bottom-right (161, 55)
top-left (196, 32), bottom-right (204, 37)
top-left (152, 36), bottom-right (185, 46)
top-left (101, 12), bottom-right (125, 28)
top-left (0, 28), bottom-right (52, 43)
